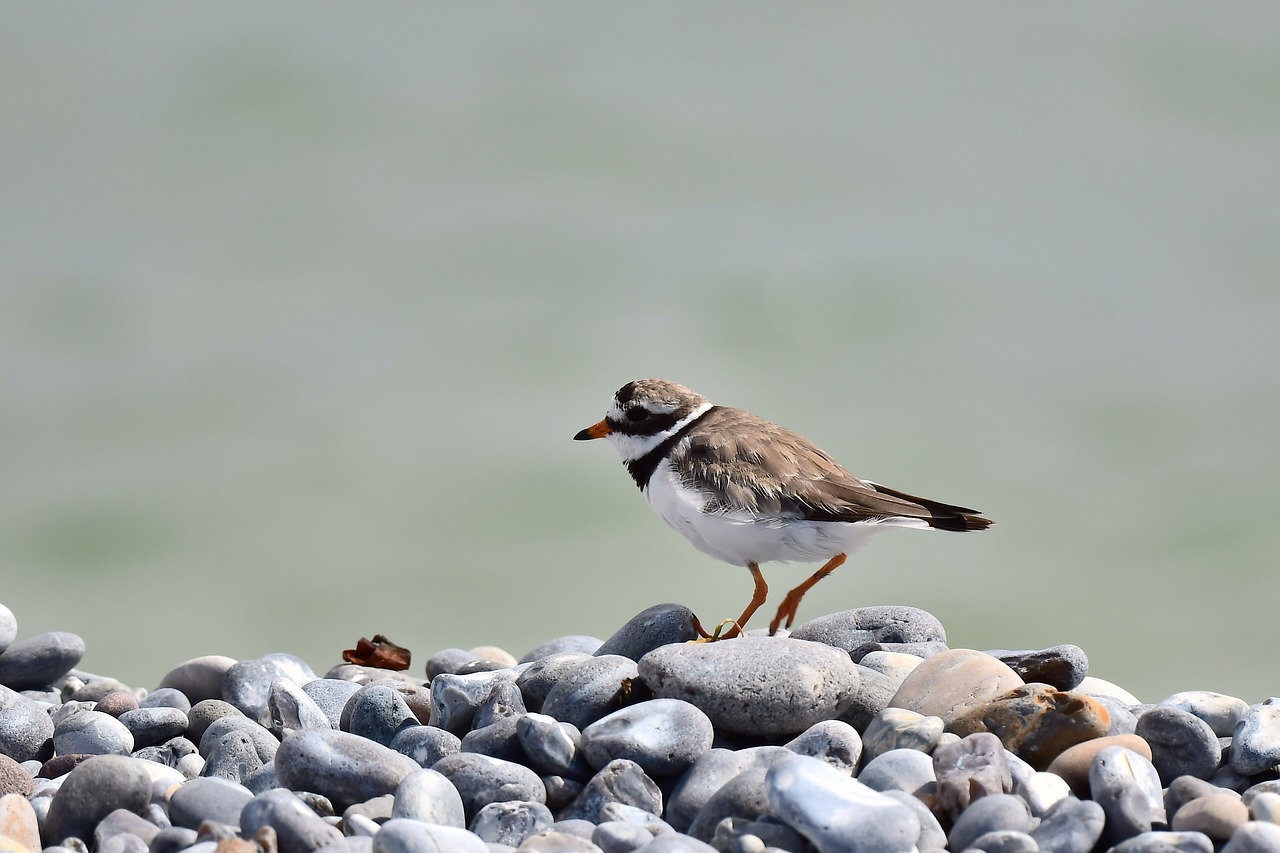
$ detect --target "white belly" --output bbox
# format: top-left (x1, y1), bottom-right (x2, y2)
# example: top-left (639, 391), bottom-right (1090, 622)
top-left (643, 459), bottom-right (920, 567)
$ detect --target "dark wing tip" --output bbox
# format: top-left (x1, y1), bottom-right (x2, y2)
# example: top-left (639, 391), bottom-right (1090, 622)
top-left (867, 482), bottom-right (994, 532)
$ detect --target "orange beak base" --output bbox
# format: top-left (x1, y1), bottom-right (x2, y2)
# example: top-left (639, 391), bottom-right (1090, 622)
top-left (574, 419), bottom-right (612, 441)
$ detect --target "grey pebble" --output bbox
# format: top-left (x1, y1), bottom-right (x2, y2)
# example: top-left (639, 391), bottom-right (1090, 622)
top-left (429, 670), bottom-right (519, 735)
top-left (934, 733), bottom-right (1012, 820)
top-left (592, 604), bottom-right (702, 661)
top-left (389, 725), bottom-right (461, 769)
top-left (1109, 831), bottom-right (1214, 853)
top-left (519, 829), bottom-right (603, 852)
top-left (223, 653), bottom-right (317, 728)
top-left (516, 713), bottom-right (591, 780)
top-left (139, 687), bottom-right (192, 713)
top-left (390, 767), bottom-right (465, 827)
top-left (1090, 746), bottom-right (1166, 846)
top-left (765, 753), bottom-right (922, 853)
top-left (0, 684), bottom-right (54, 762)
top-left (168, 776), bottom-right (254, 829)
top-left (0, 631), bottom-right (85, 690)
top-left (542, 655), bottom-right (640, 731)
top-left (199, 714), bottom-right (280, 764)
top-left (969, 830), bottom-right (1040, 853)
top-left (241, 788), bottom-right (345, 853)
top-left (200, 726), bottom-right (265, 783)
top-left (44, 755), bottom-right (152, 844)
top-left (149, 827), bottom-right (199, 853)
top-left (789, 605), bottom-right (946, 651)
top-left (276, 728), bottom-right (421, 811)
top-left (118, 707), bottom-right (189, 749)
top-left (474, 680), bottom-right (528, 729)
top-left (520, 636), bottom-right (603, 664)
top-left (1137, 706), bottom-right (1222, 783)
top-left (372, 818), bottom-right (488, 853)
top-left (515, 652), bottom-right (593, 714)
top-left (303, 679), bottom-right (363, 729)
top-left (881, 789), bottom-right (948, 851)
top-left (860, 707), bottom-right (944, 765)
top-left (186, 699), bottom-right (245, 744)
top-left (431, 752), bottom-right (546, 822)
top-left (343, 685), bottom-right (418, 747)
top-left (469, 800), bottom-right (553, 846)
top-left (1162, 692), bottom-right (1250, 738)
top-left (985, 645), bottom-right (1089, 691)
top-left (664, 747), bottom-right (791, 833)
top-left (593, 820), bottom-right (655, 853)
top-left (94, 808), bottom-right (161, 847)
top-left (461, 716), bottom-right (526, 764)
top-left (784, 719), bottom-right (862, 773)
top-left (53, 709), bottom-right (134, 756)
top-left (1030, 797), bottom-right (1105, 853)
top-left (344, 793), bottom-right (395, 826)
top-left (268, 679), bottom-right (332, 737)
top-left (1223, 822), bottom-right (1280, 853)
top-left (857, 651), bottom-right (924, 687)
top-left (581, 699), bottom-right (713, 778)
top-left (858, 748), bottom-right (937, 795)
top-left (834, 665), bottom-right (899, 732)
top-left (638, 637), bottom-right (860, 737)
top-left (0, 604), bottom-right (15, 654)
top-left (1095, 695), bottom-right (1140, 736)
top-left (1233, 705), bottom-right (1280, 776)
top-left (851, 640), bottom-right (951, 661)
top-left (711, 816), bottom-right (807, 853)
top-left (424, 648), bottom-right (479, 679)
top-left (948, 793), bottom-right (1033, 853)
top-left (157, 655), bottom-right (238, 704)
top-left (684, 765), bottom-right (774, 844)
top-left (630, 837), bottom-right (716, 853)
top-left (561, 759), bottom-right (662, 824)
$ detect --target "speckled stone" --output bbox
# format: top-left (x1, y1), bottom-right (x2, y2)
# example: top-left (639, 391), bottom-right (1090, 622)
top-left (889, 648), bottom-right (1024, 725)
top-left (0, 756), bottom-right (32, 798)
top-left (0, 631), bottom-right (85, 691)
top-left (789, 606), bottom-right (946, 652)
top-left (44, 755), bottom-right (151, 844)
top-left (986, 645), bottom-right (1089, 692)
top-left (948, 683), bottom-right (1113, 770)
top-left (638, 637), bottom-right (861, 737)
top-left (186, 699), bottom-right (245, 745)
top-left (0, 685), bottom-right (53, 763)
top-left (592, 604), bottom-right (702, 661)
top-left (275, 729), bottom-right (420, 811)
top-left (94, 692), bottom-right (140, 718)
top-left (1136, 706), bottom-right (1222, 784)
top-left (933, 732), bottom-right (1012, 820)
top-left (0, 792), bottom-right (40, 851)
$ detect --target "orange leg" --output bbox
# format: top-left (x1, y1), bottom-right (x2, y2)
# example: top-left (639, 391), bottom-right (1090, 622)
top-left (715, 562), bottom-right (768, 640)
top-left (769, 553), bottom-right (847, 635)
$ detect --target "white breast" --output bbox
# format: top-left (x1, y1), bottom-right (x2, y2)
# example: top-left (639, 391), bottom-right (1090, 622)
top-left (642, 458), bottom-right (905, 567)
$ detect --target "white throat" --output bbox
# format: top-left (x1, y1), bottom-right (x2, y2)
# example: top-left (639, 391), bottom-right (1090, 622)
top-left (607, 401), bottom-right (713, 463)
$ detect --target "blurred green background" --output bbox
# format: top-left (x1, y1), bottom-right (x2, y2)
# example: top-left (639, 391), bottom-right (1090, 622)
top-left (2, 5), bottom-right (1278, 702)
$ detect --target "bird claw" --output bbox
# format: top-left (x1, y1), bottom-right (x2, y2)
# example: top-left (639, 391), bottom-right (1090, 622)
top-left (688, 618), bottom-right (743, 643)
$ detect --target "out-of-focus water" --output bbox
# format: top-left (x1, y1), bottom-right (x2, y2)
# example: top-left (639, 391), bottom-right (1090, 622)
top-left (2, 4), bottom-right (1278, 701)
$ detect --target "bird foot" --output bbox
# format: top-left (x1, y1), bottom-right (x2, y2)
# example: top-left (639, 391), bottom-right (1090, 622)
top-left (688, 618), bottom-right (744, 643)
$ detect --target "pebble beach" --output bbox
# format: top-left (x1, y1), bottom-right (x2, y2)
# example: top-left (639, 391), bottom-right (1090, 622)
top-left (2, 599), bottom-right (1279, 853)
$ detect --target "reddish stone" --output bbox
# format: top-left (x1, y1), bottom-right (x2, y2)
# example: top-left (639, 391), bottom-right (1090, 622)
top-left (947, 682), bottom-right (1112, 770)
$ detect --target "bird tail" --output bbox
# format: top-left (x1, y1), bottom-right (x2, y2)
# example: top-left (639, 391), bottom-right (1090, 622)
top-left (868, 483), bottom-right (994, 532)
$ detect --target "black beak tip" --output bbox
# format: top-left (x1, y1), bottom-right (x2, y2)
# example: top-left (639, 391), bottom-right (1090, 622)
top-left (573, 428), bottom-right (592, 441)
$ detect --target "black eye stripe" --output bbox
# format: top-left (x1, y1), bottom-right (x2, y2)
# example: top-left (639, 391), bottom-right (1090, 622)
top-left (607, 411), bottom-right (681, 437)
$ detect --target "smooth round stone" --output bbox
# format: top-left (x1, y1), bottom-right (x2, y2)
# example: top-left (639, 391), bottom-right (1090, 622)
top-left (519, 636), bottom-right (603, 664)
top-left (0, 685), bottom-right (54, 762)
top-left (424, 648), bottom-right (479, 679)
top-left (765, 753), bottom-right (920, 853)
top-left (516, 652), bottom-right (593, 713)
top-left (267, 678), bottom-right (332, 736)
top-left (167, 776), bottom-right (253, 829)
top-left (430, 753), bottom-right (546, 822)
top-left (1222, 822), bottom-right (1280, 853)
top-left (186, 699), bottom-right (244, 744)
top-left (389, 725), bottom-right (461, 769)
top-left (664, 747), bottom-right (791, 833)
top-left (0, 791), bottom-right (40, 851)
top-left (876, 789), bottom-right (946, 850)
top-left (947, 793), bottom-right (1033, 853)
top-left (684, 765), bottom-right (774, 843)
top-left (342, 685), bottom-right (418, 747)
top-left (518, 829), bottom-right (603, 852)
top-left (200, 726), bottom-right (264, 783)
top-left (241, 788), bottom-right (344, 852)
top-left (472, 681), bottom-right (526, 731)
top-left (94, 692), bottom-right (140, 718)
top-left (139, 687), bottom-right (191, 713)
top-left (784, 719), bottom-right (862, 773)
top-left (1162, 692), bottom-right (1250, 738)
top-left (157, 656), bottom-right (237, 704)
top-left (594, 819), bottom-right (658, 852)
top-left (985, 645), bottom-right (1089, 692)
top-left (1046, 734), bottom-right (1153, 796)
top-left (857, 651), bottom-right (924, 687)
top-left (390, 767), bottom-right (465, 827)
top-left (948, 683), bottom-right (1112, 770)
top-left (592, 604), bottom-right (702, 662)
top-left (858, 748), bottom-right (937, 795)
top-left (53, 709), bottom-right (134, 756)
top-left (1090, 746), bottom-right (1165, 845)
top-left (0, 756), bottom-right (33, 797)
top-left (860, 707), bottom-right (945, 764)
top-left (373, 818), bottom-right (488, 853)
top-left (1136, 706), bottom-right (1222, 784)
top-left (1248, 790), bottom-right (1280, 823)
top-left (889, 648), bottom-right (1024, 724)
top-left (1031, 797), bottom-right (1106, 853)
top-left (1233, 706), bottom-right (1280, 776)
top-left (222, 654), bottom-right (317, 727)
top-left (1110, 831), bottom-right (1214, 853)
top-left (469, 800), bottom-right (553, 846)
top-left (468, 645), bottom-right (517, 669)
top-left (516, 714), bottom-right (590, 780)
top-left (276, 729), bottom-right (420, 811)
top-left (1095, 695), bottom-right (1140, 736)
top-left (0, 632), bottom-right (84, 691)
top-left (1016, 769), bottom-right (1072, 817)
top-left (934, 733), bottom-right (1013, 819)
top-left (0, 605), bottom-right (15, 655)
top-left (460, 716), bottom-right (523, 763)
top-left (118, 707), bottom-right (189, 749)
top-left (94, 808), bottom-right (161, 850)
top-left (44, 755), bottom-right (151, 844)
top-left (581, 698), bottom-right (713, 778)
top-left (199, 715), bottom-right (279, 764)
top-left (541, 656), bottom-right (641, 731)
top-left (1171, 793), bottom-right (1249, 841)
top-left (301, 679), bottom-right (362, 729)
top-left (1077, 676), bottom-right (1142, 706)
top-left (429, 670), bottom-right (520, 735)
top-left (790, 606), bottom-right (946, 651)
top-left (560, 759), bottom-right (662, 825)
top-left (638, 637), bottom-right (860, 737)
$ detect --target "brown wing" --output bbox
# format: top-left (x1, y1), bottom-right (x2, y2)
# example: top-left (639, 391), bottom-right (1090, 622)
top-left (671, 407), bottom-right (992, 531)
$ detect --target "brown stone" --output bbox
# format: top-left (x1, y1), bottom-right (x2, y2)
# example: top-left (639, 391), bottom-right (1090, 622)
top-left (1046, 734), bottom-right (1152, 796)
top-left (947, 682), bottom-right (1112, 770)
top-left (0, 758), bottom-right (32, 799)
top-left (0, 793), bottom-right (40, 853)
top-left (889, 649), bottom-right (1024, 724)
top-left (1171, 793), bottom-right (1249, 841)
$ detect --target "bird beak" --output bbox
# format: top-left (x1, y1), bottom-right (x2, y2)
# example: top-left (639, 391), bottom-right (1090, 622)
top-left (574, 419), bottom-right (612, 441)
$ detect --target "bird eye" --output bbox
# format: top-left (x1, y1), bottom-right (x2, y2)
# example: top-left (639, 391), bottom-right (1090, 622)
top-left (625, 406), bottom-right (647, 421)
